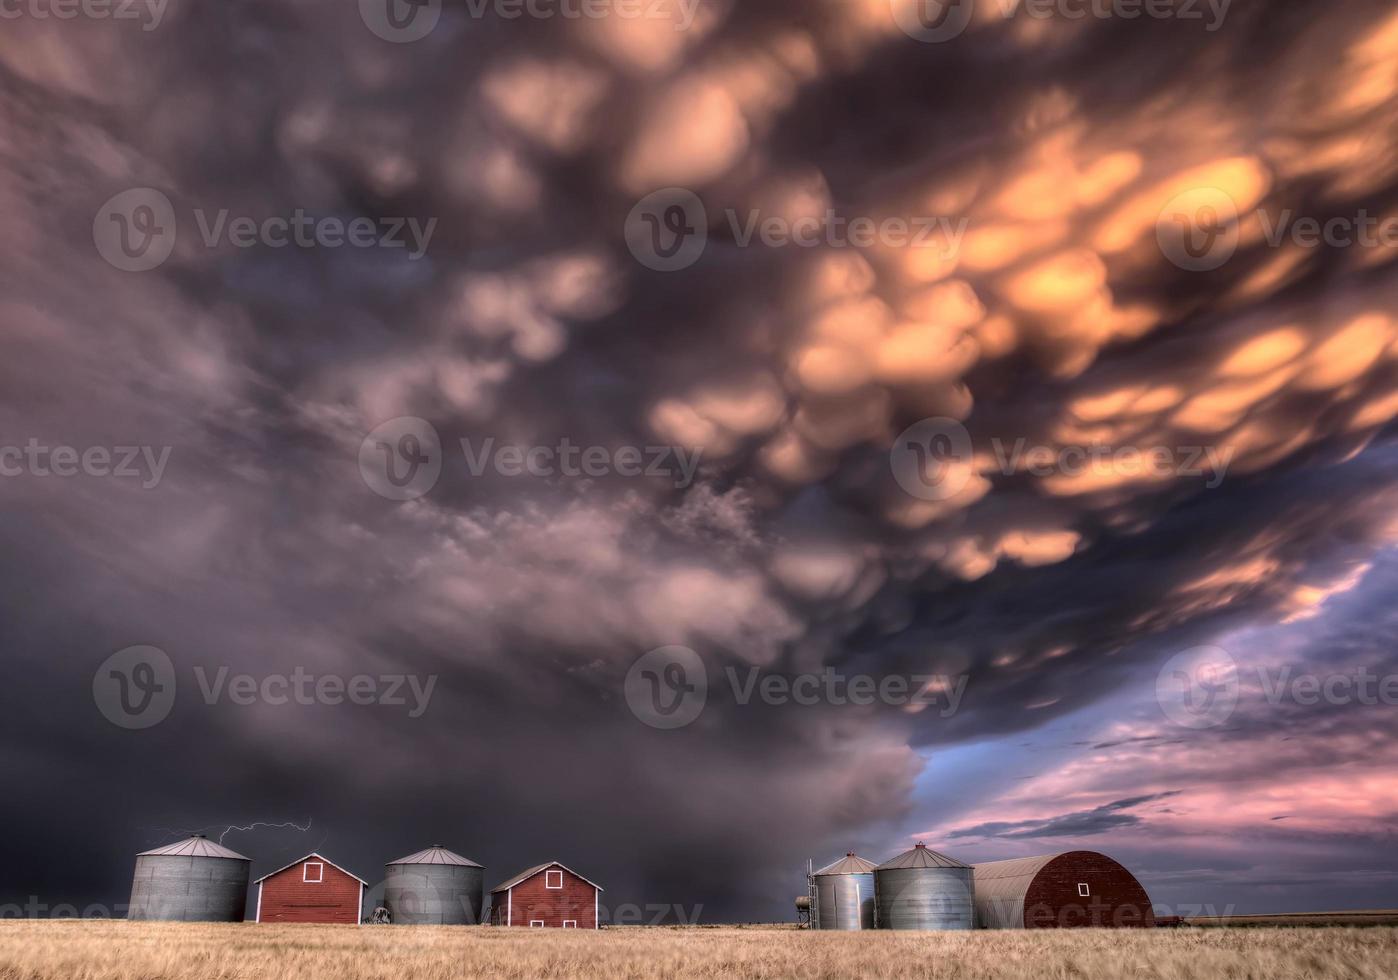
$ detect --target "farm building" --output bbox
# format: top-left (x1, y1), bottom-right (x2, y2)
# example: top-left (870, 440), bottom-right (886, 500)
top-left (383, 845), bottom-right (485, 925)
top-left (128, 835), bottom-right (250, 922)
top-left (973, 851), bottom-right (1155, 928)
top-left (874, 843), bottom-right (975, 930)
top-left (489, 861), bottom-right (602, 929)
top-left (809, 853), bottom-right (877, 930)
top-left (254, 852), bottom-right (367, 925)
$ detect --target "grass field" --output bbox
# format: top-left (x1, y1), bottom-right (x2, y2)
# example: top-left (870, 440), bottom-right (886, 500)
top-left (1, 922), bottom-right (1397, 980)
top-left (1187, 910), bottom-right (1398, 928)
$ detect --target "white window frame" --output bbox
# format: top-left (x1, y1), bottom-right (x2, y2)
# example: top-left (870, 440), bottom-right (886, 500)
top-left (1077, 883), bottom-right (1090, 897)
top-left (562, 920), bottom-right (577, 928)
top-left (545, 870), bottom-right (563, 889)
top-left (303, 862), bottom-right (324, 884)
top-left (529, 920), bottom-right (545, 928)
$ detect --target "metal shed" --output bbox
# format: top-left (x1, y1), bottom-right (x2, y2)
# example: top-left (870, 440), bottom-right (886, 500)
top-left (973, 850), bottom-right (1155, 928)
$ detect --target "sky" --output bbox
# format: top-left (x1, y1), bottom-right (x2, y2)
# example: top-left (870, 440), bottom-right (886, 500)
top-left (1, 0), bottom-right (1397, 924)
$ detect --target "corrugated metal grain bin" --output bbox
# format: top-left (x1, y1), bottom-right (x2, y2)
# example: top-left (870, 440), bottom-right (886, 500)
top-left (384, 846), bottom-right (484, 925)
top-left (874, 843), bottom-right (974, 930)
top-left (812, 853), bottom-right (877, 930)
top-left (128, 835), bottom-right (250, 922)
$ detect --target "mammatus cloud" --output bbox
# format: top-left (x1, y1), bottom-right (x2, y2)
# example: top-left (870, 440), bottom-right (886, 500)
top-left (0, 0), bottom-right (1394, 920)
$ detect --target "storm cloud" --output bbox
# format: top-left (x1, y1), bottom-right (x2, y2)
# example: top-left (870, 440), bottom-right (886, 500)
top-left (0, 0), bottom-right (1396, 921)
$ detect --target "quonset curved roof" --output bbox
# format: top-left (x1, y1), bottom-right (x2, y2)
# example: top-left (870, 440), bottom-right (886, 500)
top-left (974, 854), bottom-right (1059, 885)
top-left (137, 836), bottom-right (250, 861)
top-left (972, 850), bottom-right (1151, 929)
top-left (972, 853), bottom-right (1058, 926)
top-left (386, 846), bottom-right (482, 867)
top-left (876, 843), bottom-right (970, 870)
top-left (814, 853), bottom-right (878, 875)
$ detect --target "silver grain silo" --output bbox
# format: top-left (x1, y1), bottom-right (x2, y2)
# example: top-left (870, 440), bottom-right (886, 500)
top-left (384, 846), bottom-right (484, 925)
top-left (874, 843), bottom-right (974, 930)
top-left (128, 835), bottom-right (251, 922)
top-left (811, 853), bottom-right (877, 930)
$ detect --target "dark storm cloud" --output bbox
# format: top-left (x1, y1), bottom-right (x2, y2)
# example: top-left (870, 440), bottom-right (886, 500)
top-left (0, 0), bottom-right (1396, 922)
top-left (947, 792), bottom-right (1183, 840)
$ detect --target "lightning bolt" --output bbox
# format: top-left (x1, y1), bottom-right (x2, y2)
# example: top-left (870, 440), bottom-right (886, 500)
top-left (214, 819), bottom-right (313, 844)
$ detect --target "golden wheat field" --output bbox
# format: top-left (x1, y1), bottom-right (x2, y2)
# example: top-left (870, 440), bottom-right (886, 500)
top-left (1, 922), bottom-right (1397, 980)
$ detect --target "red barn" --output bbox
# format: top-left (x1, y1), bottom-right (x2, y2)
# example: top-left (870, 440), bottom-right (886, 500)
top-left (973, 851), bottom-right (1155, 929)
top-left (489, 861), bottom-right (602, 929)
top-left (254, 852), bottom-right (366, 925)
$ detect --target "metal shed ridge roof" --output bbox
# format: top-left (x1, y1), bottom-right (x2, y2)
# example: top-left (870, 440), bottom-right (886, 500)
top-left (814, 853), bottom-right (879, 875)
top-left (386, 846), bottom-right (482, 867)
top-left (875, 843), bottom-right (970, 870)
top-left (489, 861), bottom-right (604, 893)
top-left (137, 835), bottom-right (250, 861)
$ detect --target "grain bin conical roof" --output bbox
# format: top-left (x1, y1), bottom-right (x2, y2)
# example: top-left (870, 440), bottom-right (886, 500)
top-left (136, 835), bottom-right (250, 861)
top-left (814, 853), bottom-right (879, 875)
top-left (387, 845), bottom-right (482, 867)
top-left (875, 842), bottom-right (969, 870)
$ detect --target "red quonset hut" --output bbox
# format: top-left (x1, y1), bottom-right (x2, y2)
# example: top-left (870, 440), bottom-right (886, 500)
top-left (489, 861), bottom-right (602, 929)
top-left (254, 852), bottom-right (367, 925)
top-left (973, 851), bottom-right (1154, 929)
